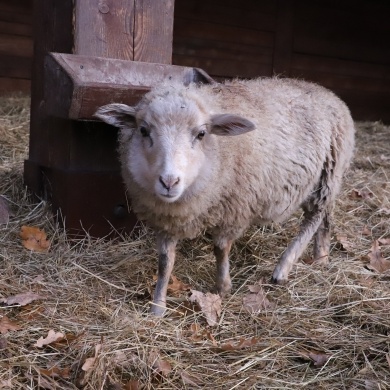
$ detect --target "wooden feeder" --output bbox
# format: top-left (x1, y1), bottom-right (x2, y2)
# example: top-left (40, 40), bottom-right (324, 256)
top-left (24, 0), bottom-right (212, 237)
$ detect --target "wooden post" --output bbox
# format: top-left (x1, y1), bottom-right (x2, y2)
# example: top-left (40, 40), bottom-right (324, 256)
top-left (25, 0), bottom-right (176, 237)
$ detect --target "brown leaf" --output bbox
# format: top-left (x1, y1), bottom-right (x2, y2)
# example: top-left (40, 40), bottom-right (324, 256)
top-left (39, 367), bottom-right (70, 379)
top-left (1, 292), bottom-right (42, 306)
top-left (0, 316), bottom-right (21, 334)
top-left (308, 351), bottom-right (330, 367)
top-left (366, 240), bottom-right (390, 273)
top-left (220, 337), bottom-right (260, 351)
top-left (299, 349), bottom-right (330, 367)
top-left (336, 233), bottom-right (354, 252)
top-left (81, 343), bottom-right (102, 371)
top-left (35, 330), bottom-right (65, 348)
top-left (123, 380), bottom-right (140, 390)
top-left (189, 290), bottom-right (222, 326)
top-left (167, 275), bottom-right (192, 296)
top-left (20, 225), bottom-right (51, 252)
top-left (188, 323), bottom-right (217, 345)
top-left (350, 188), bottom-right (373, 200)
top-left (243, 283), bottom-right (274, 313)
top-left (148, 349), bottom-right (172, 377)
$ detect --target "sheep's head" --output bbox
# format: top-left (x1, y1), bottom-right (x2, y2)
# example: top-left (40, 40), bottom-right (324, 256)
top-left (95, 87), bottom-right (255, 203)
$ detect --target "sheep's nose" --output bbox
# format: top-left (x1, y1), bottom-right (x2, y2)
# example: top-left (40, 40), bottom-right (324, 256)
top-left (159, 175), bottom-right (180, 190)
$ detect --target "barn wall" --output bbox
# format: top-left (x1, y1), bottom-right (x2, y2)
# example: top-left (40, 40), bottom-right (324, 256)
top-left (172, 0), bottom-right (390, 122)
top-left (0, 0), bottom-right (33, 93)
top-left (0, 0), bottom-right (389, 122)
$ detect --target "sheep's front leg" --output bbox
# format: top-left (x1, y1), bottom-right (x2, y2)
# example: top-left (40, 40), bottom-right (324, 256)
top-left (151, 234), bottom-right (178, 316)
top-left (271, 210), bottom-right (324, 284)
top-left (213, 239), bottom-right (233, 297)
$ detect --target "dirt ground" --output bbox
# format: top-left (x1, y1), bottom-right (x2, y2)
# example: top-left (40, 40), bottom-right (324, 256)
top-left (0, 94), bottom-right (389, 389)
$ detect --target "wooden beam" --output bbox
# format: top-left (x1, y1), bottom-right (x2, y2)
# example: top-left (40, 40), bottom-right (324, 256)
top-left (44, 52), bottom-right (213, 120)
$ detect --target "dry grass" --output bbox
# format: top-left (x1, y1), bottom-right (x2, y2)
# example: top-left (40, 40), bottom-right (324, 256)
top-left (0, 94), bottom-right (389, 390)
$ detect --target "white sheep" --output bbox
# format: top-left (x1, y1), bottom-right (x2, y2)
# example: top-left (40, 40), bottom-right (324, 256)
top-left (95, 77), bottom-right (355, 316)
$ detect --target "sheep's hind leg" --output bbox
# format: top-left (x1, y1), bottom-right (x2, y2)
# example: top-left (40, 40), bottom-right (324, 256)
top-left (151, 234), bottom-right (178, 316)
top-left (271, 210), bottom-right (324, 284)
top-left (213, 239), bottom-right (233, 297)
top-left (313, 210), bottom-right (331, 264)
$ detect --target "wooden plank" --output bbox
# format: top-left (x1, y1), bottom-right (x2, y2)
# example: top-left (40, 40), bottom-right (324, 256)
top-left (0, 34), bottom-right (33, 57)
top-left (174, 18), bottom-right (274, 47)
top-left (74, 0), bottom-right (135, 60)
top-left (173, 54), bottom-right (273, 79)
top-left (290, 68), bottom-right (390, 94)
top-left (292, 53), bottom-right (390, 79)
top-left (44, 53), bottom-right (214, 120)
top-left (133, 0), bottom-right (175, 63)
top-left (0, 20), bottom-right (32, 36)
top-left (0, 11), bottom-right (32, 25)
top-left (0, 54), bottom-right (32, 78)
top-left (27, 0), bottom-right (74, 169)
top-left (173, 36), bottom-right (274, 64)
top-left (0, 0), bottom-right (32, 15)
top-left (273, 0), bottom-right (294, 76)
top-left (174, 0), bottom-right (276, 31)
top-left (0, 76), bottom-right (30, 93)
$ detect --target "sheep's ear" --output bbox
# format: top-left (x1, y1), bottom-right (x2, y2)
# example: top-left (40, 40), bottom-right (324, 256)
top-left (209, 114), bottom-right (255, 136)
top-left (94, 103), bottom-right (136, 128)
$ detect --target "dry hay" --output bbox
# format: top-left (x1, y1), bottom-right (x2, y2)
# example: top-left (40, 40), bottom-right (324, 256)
top-left (0, 94), bottom-right (389, 390)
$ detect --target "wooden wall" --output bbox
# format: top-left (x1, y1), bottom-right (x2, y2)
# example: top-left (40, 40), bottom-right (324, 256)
top-left (0, 0), bottom-right (389, 122)
top-left (0, 0), bottom-right (33, 93)
top-left (172, 0), bottom-right (390, 122)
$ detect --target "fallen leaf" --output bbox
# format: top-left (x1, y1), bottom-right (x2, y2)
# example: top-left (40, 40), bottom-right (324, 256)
top-left (148, 349), bottom-right (172, 377)
top-left (82, 343), bottom-right (102, 371)
top-left (123, 380), bottom-right (140, 390)
top-left (188, 323), bottom-right (217, 345)
top-left (189, 290), bottom-right (222, 326)
top-left (20, 225), bottom-right (51, 252)
top-left (308, 351), bottom-right (330, 367)
top-left (220, 337), bottom-right (260, 351)
top-left (167, 275), bottom-right (192, 295)
top-left (350, 188), bottom-right (373, 200)
top-left (386, 353), bottom-right (390, 368)
top-left (365, 240), bottom-right (390, 273)
top-left (39, 367), bottom-right (70, 379)
top-left (1, 292), bottom-right (42, 306)
top-left (0, 316), bottom-right (21, 334)
top-left (35, 330), bottom-right (65, 348)
top-left (336, 233), bottom-right (354, 252)
top-left (299, 349), bottom-right (330, 367)
top-left (243, 282), bottom-right (274, 313)
top-left (0, 196), bottom-right (10, 225)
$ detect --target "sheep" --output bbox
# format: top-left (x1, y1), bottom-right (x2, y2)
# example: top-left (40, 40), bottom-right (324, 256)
top-left (95, 77), bottom-right (355, 316)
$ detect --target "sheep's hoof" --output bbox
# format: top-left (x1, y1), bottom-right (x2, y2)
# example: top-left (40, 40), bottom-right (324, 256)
top-left (270, 276), bottom-right (288, 285)
top-left (150, 302), bottom-right (166, 317)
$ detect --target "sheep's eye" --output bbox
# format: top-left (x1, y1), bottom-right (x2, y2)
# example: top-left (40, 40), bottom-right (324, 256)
top-left (197, 130), bottom-right (206, 140)
top-left (140, 126), bottom-right (149, 137)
